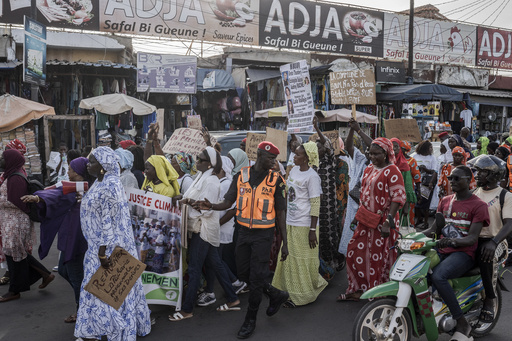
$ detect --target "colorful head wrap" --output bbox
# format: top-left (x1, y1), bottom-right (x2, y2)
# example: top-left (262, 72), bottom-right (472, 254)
top-left (91, 147), bottom-right (120, 176)
top-left (119, 140), bottom-right (136, 149)
top-left (506, 136), bottom-right (512, 145)
top-left (144, 155), bottom-right (179, 187)
top-left (115, 148), bottom-right (134, 170)
top-left (70, 157), bottom-right (89, 178)
top-left (302, 141), bottom-right (319, 167)
top-left (477, 136), bottom-right (489, 156)
top-left (6, 139), bottom-right (27, 155)
top-left (228, 148), bottom-right (249, 176)
top-left (390, 138), bottom-right (410, 172)
top-left (173, 152), bottom-right (196, 175)
top-left (451, 146), bottom-right (468, 165)
top-left (400, 140), bottom-right (412, 153)
top-left (372, 137), bottom-right (395, 165)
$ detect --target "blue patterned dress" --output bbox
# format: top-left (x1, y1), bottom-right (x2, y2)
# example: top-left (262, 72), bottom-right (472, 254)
top-left (75, 147), bottom-right (151, 340)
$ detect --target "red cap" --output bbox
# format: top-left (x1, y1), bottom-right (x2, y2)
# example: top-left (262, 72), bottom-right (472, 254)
top-left (119, 140), bottom-right (136, 149)
top-left (241, 138), bottom-right (247, 143)
top-left (258, 141), bottom-right (280, 155)
top-left (438, 132), bottom-right (449, 139)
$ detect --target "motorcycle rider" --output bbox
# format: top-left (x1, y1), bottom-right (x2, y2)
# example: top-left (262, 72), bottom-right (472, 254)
top-left (424, 165), bottom-right (490, 340)
top-left (469, 155), bottom-right (512, 323)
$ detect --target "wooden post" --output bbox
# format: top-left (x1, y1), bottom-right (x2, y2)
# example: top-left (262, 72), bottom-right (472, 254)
top-left (351, 104), bottom-right (357, 120)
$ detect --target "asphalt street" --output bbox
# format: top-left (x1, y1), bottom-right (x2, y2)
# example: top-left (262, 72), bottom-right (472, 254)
top-left (1, 235), bottom-right (511, 341)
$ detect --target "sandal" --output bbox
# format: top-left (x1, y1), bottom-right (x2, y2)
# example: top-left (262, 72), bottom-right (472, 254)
top-left (216, 303), bottom-right (241, 312)
top-left (336, 293), bottom-right (360, 302)
top-left (168, 312), bottom-right (193, 322)
top-left (0, 276), bottom-right (9, 285)
top-left (65, 313), bottom-right (77, 323)
top-left (478, 308), bottom-right (494, 323)
top-left (283, 300), bottom-right (296, 308)
top-left (39, 274), bottom-right (55, 289)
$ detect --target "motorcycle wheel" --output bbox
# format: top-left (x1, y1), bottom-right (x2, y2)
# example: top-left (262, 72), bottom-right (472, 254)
top-left (352, 298), bottom-right (412, 341)
top-left (471, 285), bottom-right (502, 338)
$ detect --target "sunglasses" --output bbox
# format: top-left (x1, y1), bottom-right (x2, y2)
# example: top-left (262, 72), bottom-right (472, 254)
top-left (447, 175), bottom-right (470, 182)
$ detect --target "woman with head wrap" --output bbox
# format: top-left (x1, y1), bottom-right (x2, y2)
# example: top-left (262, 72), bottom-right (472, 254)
top-left (390, 138), bottom-right (416, 230)
top-left (0, 149), bottom-right (54, 302)
top-left (227, 148), bottom-right (249, 177)
top-left (170, 147), bottom-right (240, 321)
top-left (272, 142), bottom-right (327, 307)
top-left (170, 152), bottom-right (196, 195)
top-left (337, 138), bottom-right (406, 301)
top-left (21, 157), bottom-right (93, 322)
top-left (115, 148), bottom-right (138, 190)
top-left (142, 155), bottom-right (180, 198)
top-left (472, 136), bottom-right (489, 157)
top-left (448, 134), bottom-right (474, 160)
top-left (438, 146), bottom-right (476, 199)
top-left (74, 147), bottom-right (151, 340)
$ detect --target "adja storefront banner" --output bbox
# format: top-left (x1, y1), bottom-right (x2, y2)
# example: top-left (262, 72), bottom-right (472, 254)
top-left (476, 27), bottom-right (512, 70)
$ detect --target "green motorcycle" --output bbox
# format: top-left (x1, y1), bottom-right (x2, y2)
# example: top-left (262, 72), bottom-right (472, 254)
top-left (352, 229), bottom-right (508, 341)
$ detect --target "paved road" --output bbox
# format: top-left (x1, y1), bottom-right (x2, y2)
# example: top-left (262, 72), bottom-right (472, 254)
top-left (1, 238), bottom-right (511, 341)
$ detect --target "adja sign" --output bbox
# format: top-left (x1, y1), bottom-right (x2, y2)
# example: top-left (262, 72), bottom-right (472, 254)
top-left (477, 27), bottom-right (512, 70)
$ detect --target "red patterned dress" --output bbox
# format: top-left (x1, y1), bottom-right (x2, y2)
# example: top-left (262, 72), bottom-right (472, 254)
top-left (345, 164), bottom-right (406, 294)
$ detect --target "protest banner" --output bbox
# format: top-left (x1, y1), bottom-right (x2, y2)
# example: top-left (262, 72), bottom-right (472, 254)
top-left (265, 128), bottom-right (288, 162)
top-left (84, 247), bottom-right (146, 310)
top-left (384, 119), bottom-right (422, 143)
top-left (246, 132), bottom-right (266, 161)
top-left (330, 69), bottom-right (376, 106)
top-left (126, 188), bottom-right (183, 308)
top-left (310, 130), bottom-right (341, 155)
top-left (162, 128), bottom-right (215, 156)
top-left (187, 115), bottom-right (202, 130)
top-left (280, 60), bottom-right (315, 133)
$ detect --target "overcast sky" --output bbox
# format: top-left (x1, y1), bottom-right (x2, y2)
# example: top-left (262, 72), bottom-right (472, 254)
top-left (337, 0), bottom-right (512, 29)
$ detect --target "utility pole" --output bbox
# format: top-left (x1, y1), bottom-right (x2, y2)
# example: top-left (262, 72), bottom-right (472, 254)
top-left (407, 0), bottom-right (414, 85)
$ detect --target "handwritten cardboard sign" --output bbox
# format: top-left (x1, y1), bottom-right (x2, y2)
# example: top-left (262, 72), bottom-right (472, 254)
top-left (265, 128), bottom-right (288, 162)
top-left (187, 115), bottom-right (202, 130)
top-left (246, 132), bottom-right (266, 161)
top-left (384, 119), bottom-right (422, 143)
top-left (162, 128), bottom-right (216, 156)
top-left (84, 247), bottom-right (146, 310)
top-left (310, 130), bottom-right (341, 155)
top-left (330, 69), bottom-right (376, 105)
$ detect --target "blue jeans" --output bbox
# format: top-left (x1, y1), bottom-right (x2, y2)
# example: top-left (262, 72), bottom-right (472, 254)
top-left (205, 244), bottom-right (237, 293)
top-left (432, 251), bottom-right (474, 319)
top-left (182, 233), bottom-right (238, 313)
top-left (58, 252), bottom-right (85, 309)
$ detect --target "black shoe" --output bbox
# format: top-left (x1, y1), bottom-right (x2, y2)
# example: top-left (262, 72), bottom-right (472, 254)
top-left (265, 286), bottom-right (289, 317)
top-left (237, 319), bottom-right (256, 339)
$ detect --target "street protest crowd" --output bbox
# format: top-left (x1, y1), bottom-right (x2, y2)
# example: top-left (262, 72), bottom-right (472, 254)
top-left (0, 118), bottom-right (512, 341)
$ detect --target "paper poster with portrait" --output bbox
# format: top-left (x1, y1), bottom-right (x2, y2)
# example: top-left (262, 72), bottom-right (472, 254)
top-left (127, 188), bottom-right (183, 308)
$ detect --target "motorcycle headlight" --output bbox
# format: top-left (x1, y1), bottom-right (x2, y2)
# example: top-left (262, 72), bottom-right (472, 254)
top-left (399, 239), bottom-right (415, 251)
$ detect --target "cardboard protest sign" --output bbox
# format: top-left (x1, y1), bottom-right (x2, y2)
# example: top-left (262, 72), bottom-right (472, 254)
top-left (127, 188), bottom-right (183, 308)
top-left (265, 128), bottom-right (288, 162)
top-left (187, 115), bottom-right (202, 130)
top-left (162, 128), bottom-right (216, 156)
top-left (84, 247), bottom-right (146, 310)
top-left (330, 69), bottom-right (376, 105)
top-left (246, 132), bottom-right (266, 161)
top-left (310, 130), bottom-right (341, 155)
top-left (384, 119), bottom-right (422, 143)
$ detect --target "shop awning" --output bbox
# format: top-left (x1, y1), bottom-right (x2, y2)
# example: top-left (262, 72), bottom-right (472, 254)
top-left (377, 84), bottom-right (463, 102)
top-left (0, 61), bottom-right (22, 69)
top-left (246, 69), bottom-right (281, 83)
top-left (0, 94), bottom-right (55, 132)
top-left (197, 69), bottom-right (235, 92)
top-left (319, 108), bottom-right (379, 124)
top-left (457, 88), bottom-right (512, 107)
top-left (79, 94), bottom-right (156, 116)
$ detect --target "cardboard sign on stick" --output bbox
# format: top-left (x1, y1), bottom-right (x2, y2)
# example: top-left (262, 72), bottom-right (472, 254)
top-left (187, 115), bottom-right (202, 130)
top-left (384, 119), bottom-right (422, 143)
top-left (265, 128), bottom-right (288, 162)
top-left (246, 132), bottom-right (266, 161)
top-left (84, 247), bottom-right (146, 310)
top-left (330, 69), bottom-right (376, 106)
top-left (162, 128), bottom-right (216, 156)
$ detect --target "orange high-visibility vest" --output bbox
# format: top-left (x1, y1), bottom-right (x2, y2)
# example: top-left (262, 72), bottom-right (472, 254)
top-left (236, 167), bottom-right (281, 228)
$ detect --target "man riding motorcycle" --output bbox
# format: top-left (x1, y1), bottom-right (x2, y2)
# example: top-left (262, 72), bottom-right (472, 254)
top-left (468, 154), bottom-right (512, 324)
top-left (423, 165), bottom-right (490, 341)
